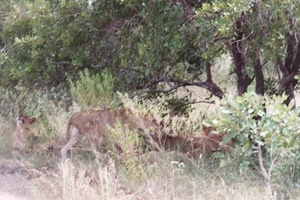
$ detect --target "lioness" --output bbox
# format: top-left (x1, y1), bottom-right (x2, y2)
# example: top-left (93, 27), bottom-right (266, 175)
top-left (13, 115), bottom-right (37, 150)
top-left (191, 126), bottom-right (232, 157)
top-left (158, 126), bottom-right (232, 158)
top-left (61, 109), bottom-right (164, 160)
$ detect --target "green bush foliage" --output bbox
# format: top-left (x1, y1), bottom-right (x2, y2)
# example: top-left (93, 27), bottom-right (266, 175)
top-left (0, 0), bottom-right (204, 92)
top-left (1, 0), bottom-right (300, 108)
top-left (69, 69), bottom-right (116, 108)
top-left (206, 91), bottom-right (300, 184)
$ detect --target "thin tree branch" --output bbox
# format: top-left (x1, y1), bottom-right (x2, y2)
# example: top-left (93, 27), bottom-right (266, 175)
top-left (138, 77), bottom-right (224, 99)
top-left (258, 144), bottom-right (277, 200)
top-left (206, 61), bottom-right (212, 82)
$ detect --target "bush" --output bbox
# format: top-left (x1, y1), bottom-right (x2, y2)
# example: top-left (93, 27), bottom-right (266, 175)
top-left (205, 91), bottom-right (300, 198)
top-left (69, 69), bottom-right (116, 109)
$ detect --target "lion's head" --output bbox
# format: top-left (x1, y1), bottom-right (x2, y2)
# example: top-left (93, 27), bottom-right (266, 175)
top-left (16, 115), bottom-right (37, 130)
top-left (195, 126), bottom-right (232, 156)
top-left (157, 126), bottom-right (232, 158)
top-left (13, 115), bottom-right (37, 150)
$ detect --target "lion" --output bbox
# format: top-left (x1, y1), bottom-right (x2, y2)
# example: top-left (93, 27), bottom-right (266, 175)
top-left (13, 115), bottom-right (37, 150)
top-left (191, 126), bottom-right (232, 157)
top-left (158, 126), bottom-right (232, 158)
top-left (60, 109), bottom-right (165, 160)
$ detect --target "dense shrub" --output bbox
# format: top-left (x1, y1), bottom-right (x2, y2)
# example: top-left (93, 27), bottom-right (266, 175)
top-left (206, 91), bottom-right (300, 191)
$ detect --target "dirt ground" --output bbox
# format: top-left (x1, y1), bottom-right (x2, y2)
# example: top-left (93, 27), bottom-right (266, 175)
top-left (0, 192), bottom-right (24, 200)
top-left (0, 159), bottom-right (57, 200)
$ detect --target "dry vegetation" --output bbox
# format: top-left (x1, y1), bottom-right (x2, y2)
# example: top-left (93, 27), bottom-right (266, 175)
top-left (0, 100), bottom-right (284, 200)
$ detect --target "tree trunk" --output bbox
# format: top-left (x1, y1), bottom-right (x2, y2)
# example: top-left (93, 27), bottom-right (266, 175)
top-left (278, 35), bottom-right (300, 108)
top-left (253, 49), bottom-right (264, 96)
top-left (232, 15), bottom-right (251, 95)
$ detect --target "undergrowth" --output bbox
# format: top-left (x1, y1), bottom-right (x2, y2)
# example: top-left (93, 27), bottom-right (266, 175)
top-left (0, 88), bottom-right (300, 199)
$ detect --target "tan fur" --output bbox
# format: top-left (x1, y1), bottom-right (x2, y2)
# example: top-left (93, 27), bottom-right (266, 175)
top-left (13, 115), bottom-right (37, 150)
top-left (134, 126), bottom-right (232, 163)
top-left (191, 126), bottom-right (232, 157)
top-left (61, 109), bottom-right (164, 159)
top-left (158, 126), bottom-right (232, 158)
top-left (61, 108), bottom-right (231, 160)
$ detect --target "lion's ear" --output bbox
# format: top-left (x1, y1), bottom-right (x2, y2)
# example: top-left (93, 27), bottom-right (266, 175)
top-left (202, 126), bottom-right (216, 136)
top-left (29, 117), bottom-right (37, 125)
top-left (202, 126), bottom-right (210, 135)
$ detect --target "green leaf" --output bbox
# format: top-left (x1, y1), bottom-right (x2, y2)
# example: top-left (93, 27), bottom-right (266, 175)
top-left (219, 159), bottom-right (227, 168)
top-left (213, 152), bottom-right (224, 159)
top-left (221, 134), bottom-right (233, 145)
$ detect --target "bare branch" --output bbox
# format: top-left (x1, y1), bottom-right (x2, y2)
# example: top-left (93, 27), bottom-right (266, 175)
top-left (175, 100), bottom-right (216, 109)
top-left (258, 144), bottom-right (277, 200)
top-left (138, 77), bottom-right (224, 99)
top-left (206, 61), bottom-right (212, 82)
top-left (258, 144), bottom-right (269, 182)
top-left (145, 84), bottom-right (184, 94)
top-left (169, 79), bottom-right (224, 99)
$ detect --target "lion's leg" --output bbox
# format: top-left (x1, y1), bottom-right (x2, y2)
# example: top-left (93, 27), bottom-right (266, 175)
top-left (13, 129), bottom-right (24, 150)
top-left (61, 127), bottom-right (82, 160)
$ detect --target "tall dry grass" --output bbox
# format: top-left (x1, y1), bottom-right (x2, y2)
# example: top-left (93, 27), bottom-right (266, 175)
top-left (54, 157), bottom-right (274, 200)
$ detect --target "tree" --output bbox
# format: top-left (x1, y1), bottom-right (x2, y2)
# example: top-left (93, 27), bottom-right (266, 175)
top-left (0, 0), bottom-right (299, 106)
top-left (194, 0), bottom-right (300, 104)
